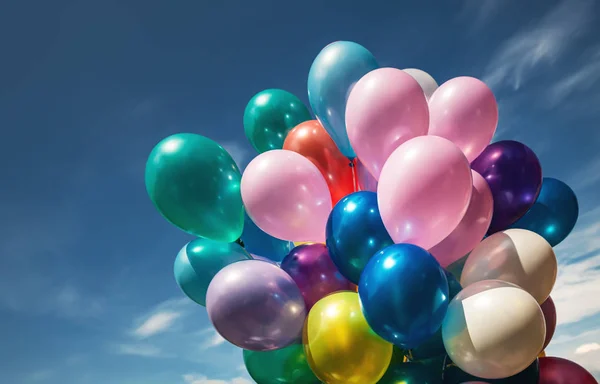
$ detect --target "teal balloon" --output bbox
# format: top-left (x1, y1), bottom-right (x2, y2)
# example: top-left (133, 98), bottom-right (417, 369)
top-left (510, 177), bottom-right (578, 246)
top-left (173, 238), bottom-right (252, 306)
top-left (145, 133), bottom-right (244, 242)
top-left (379, 358), bottom-right (445, 384)
top-left (243, 89), bottom-right (312, 153)
top-left (409, 270), bottom-right (462, 361)
top-left (243, 344), bottom-right (321, 384)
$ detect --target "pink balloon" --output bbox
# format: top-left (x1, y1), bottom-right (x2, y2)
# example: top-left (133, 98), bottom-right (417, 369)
top-left (241, 150), bottom-right (332, 243)
top-left (378, 136), bottom-right (472, 249)
top-left (428, 76), bottom-right (498, 162)
top-left (346, 68), bottom-right (429, 180)
top-left (429, 170), bottom-right (493, 268)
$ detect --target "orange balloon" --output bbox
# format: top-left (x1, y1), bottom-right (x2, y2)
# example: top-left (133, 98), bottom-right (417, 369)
top-left (539, 350), bottom-right (546, 358)
top-left (284, 120), bottom-right (356, 205)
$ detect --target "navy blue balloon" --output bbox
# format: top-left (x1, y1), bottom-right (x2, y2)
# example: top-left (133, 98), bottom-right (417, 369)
top-left (326, 191), bottom-right (394, 284)
top-left (510, 177), bottom-right (578, 246)
top-left (359, 244), bottom-right (449, 349)
top-left (409, 270), bottom-right (462, 361)
top-left (240, 212), bottom-right (293, 262)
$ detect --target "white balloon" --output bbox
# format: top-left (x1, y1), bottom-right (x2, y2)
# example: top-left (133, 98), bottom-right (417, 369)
top-left (442, 280), bottom-right (546, 379)
top-left (403, 68), bottom-right (438, 100)
top-left (460, 229), bottom-right (557, 304)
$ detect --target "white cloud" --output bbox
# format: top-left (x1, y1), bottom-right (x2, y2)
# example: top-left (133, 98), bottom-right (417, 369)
top-left (115, 343), bottom-right (165, 358)
top-left (182, 374), bottom-right (252, 384)
top-left (576, 343), bottom-right (600, 355)
top-left (548, 48), bottom-right (600, 106)
top-left (134, 311), bottom-right (182, 338)
top-left (483, 0), bottom-right (594, 90)
top-left (199, 328), bottom-right (226, 350)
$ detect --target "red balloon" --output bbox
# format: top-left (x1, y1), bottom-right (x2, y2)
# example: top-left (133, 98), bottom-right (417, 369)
top-left (541, 297), bottom-right (557, 349)
top-left (284, 120), bottom-right (356, 205)
top-left (539, 357), bottom-right (598, 384)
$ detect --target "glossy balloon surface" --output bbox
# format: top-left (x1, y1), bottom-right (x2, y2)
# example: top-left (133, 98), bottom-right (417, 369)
top-left (243, 344), bottom-right (320, 384)
top-left (538, 357), bottom-right (598, 384)
top-left (241, 212), bottom-right (293, 263)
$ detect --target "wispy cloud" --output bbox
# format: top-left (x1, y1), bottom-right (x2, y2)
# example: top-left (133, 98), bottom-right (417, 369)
top-left (182, 373), bottom-right (252, 384)
top-left (198, 328), bottom-right (226, 350)
top-left (483, 0), bottom-right (594, 90)
top-left (548, 48), bottom-right (600, 106)
top-left (131, 298), bottom-right (191, 338)
top-left (576, 343), bottom-right (600, 355)
top-left (115, 343), bottom-right (166, 358)
top-left (459, 0), bottom-right (504, 31)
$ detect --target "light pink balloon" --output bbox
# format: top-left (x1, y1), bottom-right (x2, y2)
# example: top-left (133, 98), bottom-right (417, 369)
top-left (428, 76), bottom-right (498, 162)
top-left (377, 136), bottom-right (472, 250)
top-left (346, 68), bottom-right (429, 180)
top-left (241, 150), bottom-right (332, 243)
top-left (429, 170), bottom-right (493, 268)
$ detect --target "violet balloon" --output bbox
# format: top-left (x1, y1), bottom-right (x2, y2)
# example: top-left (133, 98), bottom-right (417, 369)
top-left (471, 140), bottom-right (542, 234)
top-left (281, 244), bottom-right (354, 310)
top-left (356, 159), bottom-right (378, 192)
top-left (206, 260), bottom-right (306, 351)
top-left (538, 357), bottom-right (598, 384)
top-left (429, 170), bottom-right (493, 268)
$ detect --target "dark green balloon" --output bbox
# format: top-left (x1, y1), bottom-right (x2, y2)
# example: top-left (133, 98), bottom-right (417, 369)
top-left (243, 89), bottom-right (312, 153)
top-left (379, 358), bottom-right (444, 384)
top-left (243, 344), bottom-right (321, 384)
top-left (145, 133), bottom-right (244, 242)
top-left (174, 238), bottom-right (252, 306)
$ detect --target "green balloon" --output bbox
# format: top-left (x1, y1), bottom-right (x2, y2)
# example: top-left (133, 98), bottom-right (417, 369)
top-left (379, 358), bottom-right (444, 384)
top-left (145, 133), bottom-right (244, 242)
top-left (243, 344), bottom-right (321, 384)
top-left (174, 238), bottom-right (252, 306)
top-left (243, 89), bottom-right (312, 153)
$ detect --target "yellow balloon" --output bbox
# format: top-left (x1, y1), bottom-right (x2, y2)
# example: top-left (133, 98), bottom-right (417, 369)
top-left (293, 241), bottom-right (322, 246)
top-left (304, 291), bottom-right (392, 384)
top-left (539, 350), bottom-right (546, 358)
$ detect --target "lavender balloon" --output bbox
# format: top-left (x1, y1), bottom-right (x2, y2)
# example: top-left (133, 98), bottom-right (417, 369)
top-left (206, 260), bottom-right (306, 351)
top-left (281, 244), bottom-right (354, 310)
top-left (471, 140), bottom-right (542, 234)
top-left (356, 159), bottom-right (378, 192)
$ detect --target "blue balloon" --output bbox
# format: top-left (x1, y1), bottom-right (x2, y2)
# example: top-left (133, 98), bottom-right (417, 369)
top-left (308, 41), bottom-right (379, 158)
top-left (409, 270), bottom-right (462, 361)
top-left (359, 244), bottom-right (449, 349)
top-left (240, 213), bottom-right (294, 262)
top-left (326, 191), bottom-right (394, 284)
top-left (510, 177), bottom-right (578, 246)
top-left (174, 238), bottom-right (252, 306)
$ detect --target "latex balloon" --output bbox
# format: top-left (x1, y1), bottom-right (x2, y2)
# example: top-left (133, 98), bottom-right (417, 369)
top-left (442, 280), bottom-right (546, 379)
top-left (241, 212), bottom-right (294, 263)
top-left (174, 238), bottom-right (252, 306)
top-left (283, 120), bottom-right (356, 205)
top-left (539, 351), bottom-right (546, 358)
top-left (243, 89), bottom-right (312, 153)
top-left (443, 357), bottom-right (540, 384)
top-left (241, 150), bottom-right (332, 243)
top-left (308, 41), bottom-right (379, 158)
top-left (471, 140), bottom-right (543, 234)
top-left (359, 244), bottom-right (449, 349)
top-left (380, 359), bottom-right (445, 384)
top-left (280, 244), bottom-right (354, 310)
top-left (356, 159), bottom-right (378, 192)
top-left (538, 357), bottom-right (598, 384)
top-left (410, 270), bottom-right (463, 361)
top-left (346, 67), bottom-right (429, 180)
top-left (293, 241), bottom-right (319, 246)
top-left (304, 292), bottom-right (393, 384)
top-left (206, 260), bottom-right (306, 351)
top-left (540, 297), bottom-right (557, 350)
top-left (510, 178), bottom-right (579, 246)
top-left (461, 229), bottom-right (557, 304)
top-left (145, 133), bottom-right (244, 242)
top-left (378, 136), bottom-right (473, 249)
top-left (326, 191), bottom-right (394, 284)
top-left (243, 344), bottom-right (320, 384)
top-left (250, 254), bottom-right (279, 265)
top-left (403, 68), bottom-right (439, 100)
top-left (429, 170), bottom-right (493, 268)
top-left (428, 77), bottom-right (498, 162)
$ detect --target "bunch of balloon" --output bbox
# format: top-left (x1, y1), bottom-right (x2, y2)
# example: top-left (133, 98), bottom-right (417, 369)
top-left (144, 39), bottom-right (596, 384)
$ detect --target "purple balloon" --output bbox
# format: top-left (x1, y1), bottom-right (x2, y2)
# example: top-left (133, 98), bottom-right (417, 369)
top-left (206, 260), bottom-right (306, 351)
top-left (471, 140), bottom-right (542, 234)
top-left (356, 159), bottom-right (378, 192)
top-left (280, 244), bottom-right (354, 310)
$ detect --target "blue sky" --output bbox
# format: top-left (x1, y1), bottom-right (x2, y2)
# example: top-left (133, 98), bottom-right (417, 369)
top-left (1, 0), bottom-right (599, 383)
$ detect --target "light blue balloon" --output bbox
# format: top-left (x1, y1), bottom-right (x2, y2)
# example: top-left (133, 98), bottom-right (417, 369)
top-left (308, 41), bottom-right (379, 159)
top-left (241, 212), bottom-right (294, 263)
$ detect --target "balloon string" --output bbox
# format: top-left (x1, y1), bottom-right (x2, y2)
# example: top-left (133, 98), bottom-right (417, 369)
top-left (350, 159), bottom-right (359, 192)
